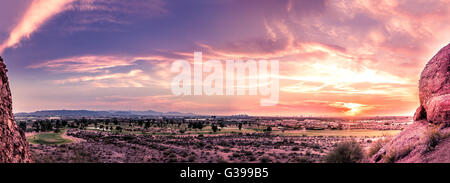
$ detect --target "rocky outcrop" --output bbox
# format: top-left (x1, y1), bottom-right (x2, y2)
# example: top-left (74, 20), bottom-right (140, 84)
top-left (414, 44), bottom-right (450, 124)
top-left (371, 121), bottom-right (450, 163)
top-left (371, 44), bottom-right (450, 163)
top-left (0, 56), bottom-right (32, 163)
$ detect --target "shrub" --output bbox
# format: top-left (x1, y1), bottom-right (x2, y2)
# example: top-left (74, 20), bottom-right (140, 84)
top-left (367, 137), bottom-right (391, 157)
top-left (325, 140), bottom-right (363, 163)
top-left (367, 141), bottom-right (384, 157)
top-left (259, 156), bottom-right (271, 163)
top-left (292, 157), bottom-right (313, 163)
top-left (291, 146), bottom-right (300, 151)
top-left (423, 126), bottom-right (442, 153)
top-left (382, 145), bottom-right (412, 163)
top-left (188, 155), bottom-right (196, 162)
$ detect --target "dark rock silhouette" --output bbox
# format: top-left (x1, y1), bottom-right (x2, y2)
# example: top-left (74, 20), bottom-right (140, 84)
top-left (372, 44), bottom-right (450, 163)
top-left (0, 56), bottom-right (32, 163)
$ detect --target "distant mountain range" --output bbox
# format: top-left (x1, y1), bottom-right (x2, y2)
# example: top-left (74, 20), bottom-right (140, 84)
top-left (15, 110), bottom-right (196, 117)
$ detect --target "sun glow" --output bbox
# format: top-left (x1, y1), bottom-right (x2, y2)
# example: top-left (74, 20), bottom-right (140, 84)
top-left (330, 102), bottom-right (368, 116)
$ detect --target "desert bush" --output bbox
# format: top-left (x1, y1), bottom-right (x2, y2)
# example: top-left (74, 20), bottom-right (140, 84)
top-left (368, 141), bottom-right (383, 157)
top-left (423, 126), bottom-right (442, 153)
top-left (188, 155), bottom-right (196, 162)
top-left (292, 157), bottom-right (313, 163)
top-left (367, 137), bottom-right (391, 157)
top-left (382, 145), bottom-right (413, 163)
top-left (259, 156), bottom-right (271, 163)
top-left (216, 156), bottom-right (228, 163)
top-left (291, 146), bottom-right (300, 151)
top-left (325, 140), bottom-right (363, 163)
top-left (232, 152), bottom-right (241, 158)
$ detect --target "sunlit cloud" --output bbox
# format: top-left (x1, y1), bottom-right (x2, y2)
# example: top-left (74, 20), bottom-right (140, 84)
top-left (0, 0), bottom-right (75, 54)
top-left (28, 55), bottom-right (173, 73)
top-left (55, 69), bottom-right (153, 88)
top-left (0, 0), bottom-right (168, 54)
top-left (29, 55), bottom-right (134, 73)
top-left (329, 102), bottom-right (372, 116)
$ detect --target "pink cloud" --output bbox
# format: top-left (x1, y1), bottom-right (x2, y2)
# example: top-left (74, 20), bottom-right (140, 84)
top-left (0, 0), bottom-right (75, 54)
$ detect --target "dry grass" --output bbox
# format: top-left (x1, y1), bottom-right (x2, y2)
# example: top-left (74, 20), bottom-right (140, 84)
top-left (325, 140), bottom-right (364, 163)
top-left (382, 144), bottom-right (413, 163)
top-left (422, 125), bottom-right (450, 153)
top-left (367, 137), bottom-right (392, 157)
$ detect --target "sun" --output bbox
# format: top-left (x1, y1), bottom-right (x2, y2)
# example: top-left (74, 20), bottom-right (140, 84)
top-left (342, 103), bottom-right (365, 116)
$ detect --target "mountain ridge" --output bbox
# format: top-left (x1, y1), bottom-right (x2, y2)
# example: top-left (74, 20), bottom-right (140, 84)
top-left (15, 109), bottom-right (196, 117)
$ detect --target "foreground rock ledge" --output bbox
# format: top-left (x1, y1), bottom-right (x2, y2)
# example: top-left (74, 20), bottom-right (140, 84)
top-left (371, 44), bottom-right (450, 163)
top-left (0, 56), bottom-right (32, 163)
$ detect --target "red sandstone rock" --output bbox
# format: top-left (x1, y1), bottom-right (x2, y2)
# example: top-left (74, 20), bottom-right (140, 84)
top-left (416, 43), bottom-right (450, 124)
top-left (372, 44), bottom-right (450, 163)
top-left (0, 56), bottom-right (32, 163)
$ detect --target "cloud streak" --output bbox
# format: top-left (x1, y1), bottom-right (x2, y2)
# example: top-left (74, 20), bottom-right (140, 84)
top-left (0, 0), bottom-right (75, 54)
top-left (55, 69), bottom-right (153, 88)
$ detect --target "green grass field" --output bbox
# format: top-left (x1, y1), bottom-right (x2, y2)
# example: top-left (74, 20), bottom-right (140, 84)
top-left (28, 131), bottom-right (72, 145)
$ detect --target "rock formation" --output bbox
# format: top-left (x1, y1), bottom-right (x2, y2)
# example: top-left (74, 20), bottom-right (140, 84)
top-left (371, 44), bottom-right (450, 163)
top-left (414, 44), bottom-right (450, 124)
top-left (0, 56), bottom-right (32, 163)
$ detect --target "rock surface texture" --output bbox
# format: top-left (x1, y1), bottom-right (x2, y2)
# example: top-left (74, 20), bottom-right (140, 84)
top-left (0, 56), bottom-right (32, 163)
top-left (372, 44), bottom-right (450, 163)
top-left (415, 44), bottom-right (450, 123)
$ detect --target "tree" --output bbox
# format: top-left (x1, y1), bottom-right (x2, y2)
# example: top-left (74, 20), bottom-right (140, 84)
top-left (218, 120), bottom-right (225, 128)
top-left (144, 121), bottom-right (151, 129)
top-left (33, 122), bottom-right (40, 132)
top-left (18, 122), bottom-right (27, 132)
top-left (238, 123), bottom-right (243, 130)
top-left (61, 120), bottom-right (68, 127)
top-left (189, 121), bottom-right (204, 129)
top-left (105, 119), bottom-right (110, 126)
top-left (116, 126), bottom-right (123, 132)
top-left (211, 124), bottom-right (218, 133)
top-left (81, 117), bottom-right (88, 126)
top-left (55, 120), bottom-right (61, 129)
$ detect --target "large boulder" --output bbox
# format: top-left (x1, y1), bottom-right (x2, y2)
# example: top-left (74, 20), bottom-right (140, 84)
top-left (415, 44), bottom-right (450, 124)
top-left (371, 44), bottom-right (450, 163)
top-left (0, 56), bottom-right (32, 163)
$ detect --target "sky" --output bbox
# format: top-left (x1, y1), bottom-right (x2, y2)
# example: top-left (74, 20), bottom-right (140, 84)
top-left (1, 0), bottom-right (450, 116)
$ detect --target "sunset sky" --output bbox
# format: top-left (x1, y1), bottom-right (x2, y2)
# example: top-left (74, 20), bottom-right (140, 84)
top-left (1, 0), bottom-right (450, 116)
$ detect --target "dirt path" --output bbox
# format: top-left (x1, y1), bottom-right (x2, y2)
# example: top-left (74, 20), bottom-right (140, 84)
top-left (61, 130), bottom-right (86, 143)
